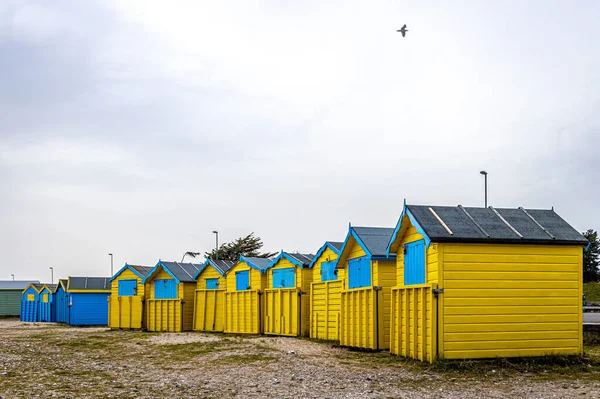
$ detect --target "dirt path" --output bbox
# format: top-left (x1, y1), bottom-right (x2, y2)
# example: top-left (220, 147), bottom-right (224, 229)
top-left (0, 319), bottom-right (599, 398)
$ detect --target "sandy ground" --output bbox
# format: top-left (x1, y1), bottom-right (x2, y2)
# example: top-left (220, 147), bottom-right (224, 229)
top-left (1, 319), bottom-right (599, 398)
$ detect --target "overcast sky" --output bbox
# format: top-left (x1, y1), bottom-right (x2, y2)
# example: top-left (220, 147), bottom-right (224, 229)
top-left (1, 0), bottom-right (599, 281)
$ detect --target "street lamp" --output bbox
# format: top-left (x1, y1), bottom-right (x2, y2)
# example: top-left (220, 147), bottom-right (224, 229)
top-left (11, 274), bottom-right (14, 281)
top-left (480, 170), bottom-right (488, 208)
top-left (212, 231), bottom-right (219, 261)
top-left (49, 267), bottom-right (53, 284)
top-left (108, 253), bottom-right (113, 276)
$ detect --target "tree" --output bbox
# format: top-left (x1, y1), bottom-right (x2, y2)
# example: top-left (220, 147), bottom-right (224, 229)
top-left (205, 233), bottom-right (277, 261)
top-left (181, 251), bottom-right (201, 263)
top-left (583, 229), bottom-right (600, 283)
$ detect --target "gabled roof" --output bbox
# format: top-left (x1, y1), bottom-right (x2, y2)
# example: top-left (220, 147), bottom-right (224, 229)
top-left (68, 277), bottom-right (111, 291)
top-left (387, 204), bottom-right (588, 254)
top-left (55, 279), bottom-right (68, 292)
top-left (41, 284), bottom-right (57, 293)
top-left (142, 261), bottom-right (202, 284)
top-left (237, 256), bottom-right (273, 274)
top-left (23, 283), bottom-right (44, 293)
top-left (193, 259), bottom-right (236, 279)
top-left (267, 252), bottom-right (315, 270)
top-left (0, 280), bottom-right (39, 290)
top-left (336, 225), bottom-right (396, 268)
top-left (110, 263), bottom-right (154, 281)
top-left (309, 241), bottom-right (343, 268)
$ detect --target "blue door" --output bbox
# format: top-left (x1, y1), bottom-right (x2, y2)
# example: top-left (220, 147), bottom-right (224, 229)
top-left (69, 293), bottom-right (110, 325)
top-left (320, 261), bottom-right (337, 282)
top-left (206, 278), bottom-right (219, 289)
top-left (118, 280), bottom-right (137, 296)
top-left (154, 279), bottom-right (177, 299)
top-left (404, 240), bottom-right (425, 285)
top-left (272, 268), bottom-right (295, 288)
top-left (236, 271), bottom-right (250, 291)
top-left (348, 257), bottom-right (371, 289)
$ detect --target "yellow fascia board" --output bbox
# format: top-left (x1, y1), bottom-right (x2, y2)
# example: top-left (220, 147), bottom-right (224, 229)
top-left (68, 289), bottom-right (111, 293)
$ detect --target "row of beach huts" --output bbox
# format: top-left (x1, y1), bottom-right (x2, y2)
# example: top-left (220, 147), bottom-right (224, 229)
top-left (7, 203), bottom-right (589, 363)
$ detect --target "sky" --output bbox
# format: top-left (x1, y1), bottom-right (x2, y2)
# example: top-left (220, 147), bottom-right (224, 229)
top-left (1, 0), bottom-right (599, 281)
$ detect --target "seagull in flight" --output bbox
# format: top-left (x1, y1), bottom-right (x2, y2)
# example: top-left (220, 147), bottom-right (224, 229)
top-left (397, 24), bottom-right (408, 37)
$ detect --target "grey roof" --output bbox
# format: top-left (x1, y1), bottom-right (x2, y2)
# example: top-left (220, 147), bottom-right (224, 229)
top-left (287, 253), bottom-right (315, 266)
top-left (129, 265), bottom-right (154, 278)
top-left (406, 205), bottom-right (588, 245)
top-left (159, 261), bottom-right (202, 283)
top-left (68, 277), bottom-right (111, 291)
top-left (0, 280), bottom-right (39, 289)
top-left (208, 259), bottom-right (236, 275)
top-left (43, 284), bottom-right (57, 292)
top-left (329, 242), bottom-right (344, 251)
top-left (354, 227), bottom-right (396, 256)
top-left (242, 257), bottom-right (272, 271)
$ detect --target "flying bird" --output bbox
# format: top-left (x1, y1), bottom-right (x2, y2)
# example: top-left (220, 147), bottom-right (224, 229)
top-left (397, 24), bottom-right (408, 37)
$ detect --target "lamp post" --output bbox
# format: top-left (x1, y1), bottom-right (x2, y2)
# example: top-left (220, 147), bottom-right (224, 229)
top-left (49, 267), bottom-right (53, 284)
top-left (212, 231), bottom-right (219, 260)
top-left (108, 253), bottom-right (113, 276)
top-left (11, 274), bottom-right (14, 281)
top-left (480, 170), bottom-right (488, 208)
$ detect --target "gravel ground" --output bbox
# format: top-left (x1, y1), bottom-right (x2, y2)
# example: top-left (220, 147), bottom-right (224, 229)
top-left (1, 319), bottom-right (599, 398)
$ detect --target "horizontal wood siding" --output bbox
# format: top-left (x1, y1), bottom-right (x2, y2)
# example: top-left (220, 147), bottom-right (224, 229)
top-left (196, 267), bottom-right (226, 290)
top-left (226, 262), bottom-right (265, 292)
top-left (440, 243), bottom-right (583, 359)
top-left (109, 269), bottom-right (145, 329)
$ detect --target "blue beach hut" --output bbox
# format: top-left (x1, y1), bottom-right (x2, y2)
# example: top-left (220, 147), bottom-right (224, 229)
top-left (38, 284), bottom-right (57, 322)
top-left (20, 283), bottom-right (44, 322)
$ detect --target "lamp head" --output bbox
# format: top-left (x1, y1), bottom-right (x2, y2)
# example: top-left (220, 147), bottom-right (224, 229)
top-left (480, 170), bottom-right (487, 176)
top-left (212, 230), bottom-right (218, 234)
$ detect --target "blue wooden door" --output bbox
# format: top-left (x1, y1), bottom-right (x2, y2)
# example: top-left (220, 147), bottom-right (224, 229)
top-left (404, 240), bottom-right (425, 285)
top-left (348, 257), bottom-right (371, 289)
top-left (236, 271), bottom-right (250, 291)
top-left (118, 280), bottom-right (137, 296)
top-left (206, 278), bottom-right (219, 289)
top-left (320, 261), bottom-right (337, 282)
top-left (272, 268), bottom-right (295, 288)
top-left (154, 279), bottom-right (177, 299)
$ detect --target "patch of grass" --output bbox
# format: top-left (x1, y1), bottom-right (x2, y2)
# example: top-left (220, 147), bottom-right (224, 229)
top-left (151, 340), bottom-right (237, 362)
top-left (584, 282), bottom-right (600, 302)
top-left (431, 352), bottom-right (600, 377)
top-left (212, 353), bottom-right (278, 365)
top-left (55, 337), bottom-right (110, 350)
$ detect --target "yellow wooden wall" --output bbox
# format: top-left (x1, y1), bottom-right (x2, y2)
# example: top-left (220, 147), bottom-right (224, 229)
top-left (223, 261), bottom-right (266, 334)
top-left (339, 237), bottom-right (395, 350)
top-left (310, 280), bottom-right (343, 340)
top-left (196, 267), bottom-right (226, 290)
top-left (312, 246), bottom-right (345, 285)
top-left (108, 268), bottom-right (146, 329)
top-left (439, 243), bottom-right (583, 359)
top-left (145, 269), bottom-right (196, 332)
top-left (265, 258), bottom-right (313, 337)
top-left (394, 226), bottom-right (439, 286)
top-left (390, 283), bottom-right (436, 363)
top-left (226, 261), bottom-right (266, 292)
top-left (310, 246), bottom-right (344, 340)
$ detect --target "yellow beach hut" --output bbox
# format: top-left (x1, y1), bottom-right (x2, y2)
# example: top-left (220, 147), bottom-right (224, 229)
top-left (141, 261), bottom-right (201, 332)
top-left (224, 256), bottom-right (271, 335)
top-left (108, 264), bottom-right (153, 330)
top-left (386, 203), bottom-right (588, 362)
top-left (192, 259), bottom-right (235, 332)
top-left (309, 241), bottom-right (344, 341)
top-left (263, 252), bottom-right (315, 337)
top-left (336, 225), bottom-right (396, 350)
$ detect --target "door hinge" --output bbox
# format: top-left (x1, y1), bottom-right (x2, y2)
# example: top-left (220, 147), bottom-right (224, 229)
top-left (432, 288), bottom-right (444, 297)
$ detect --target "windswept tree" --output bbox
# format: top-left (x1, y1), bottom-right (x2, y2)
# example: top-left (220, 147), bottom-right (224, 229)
top-left (181, 251), bottom-right (201, 263)
top-left (583, 229), bottom-right (600, 283)
top-left (205, 233), bottom-right (277, 261)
